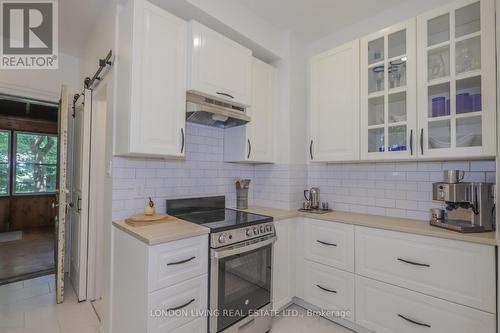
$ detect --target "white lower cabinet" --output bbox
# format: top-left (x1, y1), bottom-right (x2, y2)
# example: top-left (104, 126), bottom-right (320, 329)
top-left (294, 218), bottom-right (496, 333)
top-left (303, 260), bottom-right (355, 322)
top-left (355, 226), bottom-right (495, 312)
top-left (356, 275), bottom-right (495, 333)
top-left (112, 229), bottom-right (208, 333)
top-left (148, 275), bottom-right (208, 333)
top-left (303, 218), bottom-right (354, 272)
top-left (272, 218), bottom-right (295, 311)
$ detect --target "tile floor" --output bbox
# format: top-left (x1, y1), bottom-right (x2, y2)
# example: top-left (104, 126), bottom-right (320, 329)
top-left (0, 275), bottom-right (351, 333)
top-left (0, 274), bottom-right (100, 333)
top-left (272, 305), bottom-right (354, 333)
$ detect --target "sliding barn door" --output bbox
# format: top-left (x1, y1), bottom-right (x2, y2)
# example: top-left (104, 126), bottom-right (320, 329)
top-left (70, 89), bottom-right (92, 301)
top-left (55, 85), bottom-right (70, 303)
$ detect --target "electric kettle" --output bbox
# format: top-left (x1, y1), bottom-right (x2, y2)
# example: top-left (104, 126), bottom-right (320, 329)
top-left (304, 187), bottom-right (320, 209)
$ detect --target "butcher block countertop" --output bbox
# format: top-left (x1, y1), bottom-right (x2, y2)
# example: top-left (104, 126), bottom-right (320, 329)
top-left (113, 218), bottom-right (210, 245)
top-left (239, 206), bottom-right (497, 246)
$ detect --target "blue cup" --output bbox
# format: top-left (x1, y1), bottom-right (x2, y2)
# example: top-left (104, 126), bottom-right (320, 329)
top-left (456, 93), bottom-right (471, 114)
top-left (432, 96), bottom-right (446, 117)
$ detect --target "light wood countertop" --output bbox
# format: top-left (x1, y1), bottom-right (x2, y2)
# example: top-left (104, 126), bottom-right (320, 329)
top-left (113, 218), bottom-right (210, 245)
top-left (240, 206), bottom-right (497, 246)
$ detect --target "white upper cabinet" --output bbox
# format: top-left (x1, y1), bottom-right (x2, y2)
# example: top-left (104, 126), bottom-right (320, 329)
top-left (360, 19), bottom-right (417, 160)
top-left (309, 41), bottom-right (360, 162)
top-left (188, 21), bottom-right (252, 107)
top-left (224, 57), bottom-right (275, 163)
top-left (115, 0), bottom-right (187, 158)
top-left (416, 0), bottom-right (496, 159)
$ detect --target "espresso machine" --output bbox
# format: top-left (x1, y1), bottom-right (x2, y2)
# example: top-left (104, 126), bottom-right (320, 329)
top-left (431, 170), bottom-right (495, 233)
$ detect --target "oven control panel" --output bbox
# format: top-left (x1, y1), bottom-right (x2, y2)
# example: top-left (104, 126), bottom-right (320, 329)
top-left (211, 222), bottom-right (275, 248)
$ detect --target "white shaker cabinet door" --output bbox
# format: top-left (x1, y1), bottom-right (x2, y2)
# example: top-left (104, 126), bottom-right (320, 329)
top-left (309, 40), bottom-right (360, 162)
top-left (188, 20), bottom-right (252, 107)
top-left (416, 0), bottom-right (496, 159)
top-left (360, 18), bottom-right (417, 161)
top-left (115, 0), bottom-right (187, 158)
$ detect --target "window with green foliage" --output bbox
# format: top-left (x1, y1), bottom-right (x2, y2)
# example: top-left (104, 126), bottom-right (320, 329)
top-left (0, 130), bottom-right (9, 196)
top-left (15, 132), bottom-right (58, 194)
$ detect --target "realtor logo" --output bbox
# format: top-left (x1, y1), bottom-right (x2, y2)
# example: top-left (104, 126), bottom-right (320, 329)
top-left (1, 0), bottom-right (58, 69)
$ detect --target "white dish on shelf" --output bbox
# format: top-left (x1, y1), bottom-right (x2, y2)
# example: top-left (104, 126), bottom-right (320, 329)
top-left (429, 137), bottom-right (450, 149)
top-left (456, 133), bottom-right (478, 147)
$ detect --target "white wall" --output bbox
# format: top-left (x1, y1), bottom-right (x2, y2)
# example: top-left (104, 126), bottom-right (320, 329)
top-left (0, 52), bottom-right (79, 102)
top-left (308, 0), bottom-right (457, 55)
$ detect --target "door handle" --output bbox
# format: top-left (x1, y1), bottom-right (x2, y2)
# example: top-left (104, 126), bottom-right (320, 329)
top-left (309, 140), bottom-right (314, 160)
top-left (180, 128), bottom-right (185, 153)
top-left (77, 197), bottom-right (82, 213)
top-left (247, 139), bottom-right (251, 159)
top-left (316, 240), bottom-right (337, 247)
top-left (216, 92), bottom-right (234, 99)
top-left (397, 314), bottom-right (431, 328)
top-left (409, 129), bottom-right (413, 156)
top-left (166, 298), bottom-right (195, 311)
top-left (167, 256), bottom-right (196, 266)
top-left (397, 258), bottom-right (430, 267)
top-left (420, 128), bottom-right (424, 155)
top-left (316, 284), bottom-right (337, 293)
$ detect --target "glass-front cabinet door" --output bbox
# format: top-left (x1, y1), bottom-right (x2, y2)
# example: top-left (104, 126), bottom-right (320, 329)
top-left (417, 0), bottom-right (496, 158)
top-left (361, 19), bottom-right (417, 160)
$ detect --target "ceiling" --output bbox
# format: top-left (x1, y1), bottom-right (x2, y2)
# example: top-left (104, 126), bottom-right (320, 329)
top-left (59, 0), bottom-right (103, 57)
top-left (233, 0), bottom-right (406, 41)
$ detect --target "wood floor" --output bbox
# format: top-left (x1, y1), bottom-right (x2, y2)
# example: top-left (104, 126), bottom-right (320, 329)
top-left (0, 227), bottom-right (55, 285)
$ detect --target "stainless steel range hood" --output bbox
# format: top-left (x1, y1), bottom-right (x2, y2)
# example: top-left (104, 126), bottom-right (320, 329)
top-left (186, 92), bottom-right (251, 128)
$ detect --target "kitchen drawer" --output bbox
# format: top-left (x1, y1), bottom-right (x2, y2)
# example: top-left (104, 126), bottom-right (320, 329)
top-left (303, 260), bottom-right (355, 322)
top-left (168, 317), bottom-right (207, 333)
top-left (355, 226), bottom-right (495, 313)
top-left (149, 235), bottom-right (208, 292)
top-left (355, 276), bottom-right (495, 333)
top-left (148, 274), bottom-right (208, 333)
top-left (304, 218), bottom-right (354, 272)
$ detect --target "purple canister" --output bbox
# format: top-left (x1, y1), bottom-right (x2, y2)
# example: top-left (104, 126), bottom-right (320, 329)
top-left (456, 93), bottom-right (471, 114)
top-left (445, 99), bottom-right (450, 116)
top-left (471, 94), bottom-right (481, 112)
top-left (432, 96), bottom-right (446, 117)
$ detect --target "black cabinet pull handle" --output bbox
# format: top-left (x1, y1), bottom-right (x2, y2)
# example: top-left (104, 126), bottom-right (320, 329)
top-left (309, 140), bottom-right (314, 160)
top-left (247, 139), bottom-right (251, 159)
top-left (397, 258), bottom-right (430, 267)
top-left (216, 92), bottom-right (234, 99)
top-left (317, 240), bottom-right (337, 247)
top-left (409, 129), bottom-right (413, 156)
top-left (167, 256), bottom-right (196, 266)
top-left (420, 128), bottom-right (424, 155)
top-left (316, 284), bottom-right (337, 293)
top-left (180, 128), bottom-right (185, 153)
top-left (398, 314), bottom-right (431, 328)
top-left (167, 298), bottom-right (195, 311)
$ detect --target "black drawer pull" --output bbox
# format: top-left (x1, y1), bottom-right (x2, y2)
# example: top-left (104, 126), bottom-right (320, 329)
top-left (167, 256), bottom-right (196, 266)
top-left (397, 258), bottom-right (430, 267)
top-left (167, 298), bottom-right (195, 311)
top-left (317, 240), bottom-right (337, 247)
top-left (316, 284), bottom-right (337, 293)
top-left (398, 314), bottom-right (431, 328)
top-left (216, 92), bottom-right (234, 99)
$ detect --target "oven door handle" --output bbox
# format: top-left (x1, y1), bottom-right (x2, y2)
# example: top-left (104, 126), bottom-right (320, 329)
top-left (213, 237), bottom-right (275, 259)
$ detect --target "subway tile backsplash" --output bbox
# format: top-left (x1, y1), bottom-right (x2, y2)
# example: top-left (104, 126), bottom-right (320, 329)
top-left (111, 123), bottom-right (495, 222)
top-left (308, 160), bottom-right (496, 221)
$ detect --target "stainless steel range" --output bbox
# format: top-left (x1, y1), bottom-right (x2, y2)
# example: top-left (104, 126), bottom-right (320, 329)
top-left (167, 196), bottom-right (275, 333)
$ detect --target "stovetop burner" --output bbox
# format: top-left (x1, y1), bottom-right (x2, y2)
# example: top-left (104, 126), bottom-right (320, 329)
top-left (167, 196), bottom-right (274, 248)
top-left (173, 208), bottom-right (273, 232)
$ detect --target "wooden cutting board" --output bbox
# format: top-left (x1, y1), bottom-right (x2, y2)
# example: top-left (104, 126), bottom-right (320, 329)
top-left (125, 213), bottom-right (176, 227)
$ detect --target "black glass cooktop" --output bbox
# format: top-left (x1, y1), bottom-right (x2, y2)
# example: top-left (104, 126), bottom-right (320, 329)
top-left (166, 196), bottom-right (273, 232)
